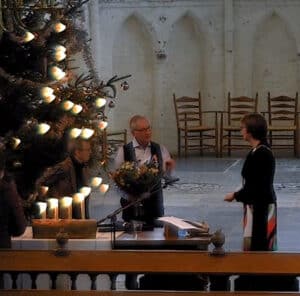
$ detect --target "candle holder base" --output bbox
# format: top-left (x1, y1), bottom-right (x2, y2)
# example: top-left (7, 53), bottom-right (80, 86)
top-left (32, 219), bottom-right (97, 239)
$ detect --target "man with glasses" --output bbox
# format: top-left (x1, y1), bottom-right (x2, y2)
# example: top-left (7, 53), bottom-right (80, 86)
top-left (114, 114), bottom-right (175, 226)
top-left (36, 138), bottom-right (92, 218)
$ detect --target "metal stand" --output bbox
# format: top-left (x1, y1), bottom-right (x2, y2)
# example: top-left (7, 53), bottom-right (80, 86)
top-left (97, 192), bottom-right (150, 248)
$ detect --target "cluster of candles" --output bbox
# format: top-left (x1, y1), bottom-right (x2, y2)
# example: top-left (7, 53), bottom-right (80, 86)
top-left (9, 21), bottom-right (109, 154)
top-left (36, 179), bottom-right (109, 220)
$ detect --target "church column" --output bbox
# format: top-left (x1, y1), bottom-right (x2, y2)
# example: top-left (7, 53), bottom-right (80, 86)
top-left (152, 53), bottom-right (167, 144)
top-left (224, 0), bottom-right (234, 95)
top-left (296, 55), bottom-right (300, 155)
top-left (151, 20), bottom-right (170, 144)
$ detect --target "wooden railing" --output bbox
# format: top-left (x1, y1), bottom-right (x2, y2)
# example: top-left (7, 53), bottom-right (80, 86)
top-left (2, 292), bottom-right (300, 296)
top-left (1, 250), bottom-right (300, 295)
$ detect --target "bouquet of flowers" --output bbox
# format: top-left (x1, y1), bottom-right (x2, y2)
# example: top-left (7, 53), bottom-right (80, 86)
top-left (111, 161), bottom-right (161, 197)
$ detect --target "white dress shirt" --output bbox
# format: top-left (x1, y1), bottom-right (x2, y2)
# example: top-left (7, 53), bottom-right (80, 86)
top-left (114, 138), bottom-right (171, 171)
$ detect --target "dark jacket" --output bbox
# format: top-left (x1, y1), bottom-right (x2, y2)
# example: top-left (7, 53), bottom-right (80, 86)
top-left (0, 175), bottom-right (27, 248)
top-left (234, 144), bottom-right (276, 205)
top-left (36, 156), bottom-right (91, 218)
top-left (120, 141), bottom-right (164, 224)
top-left (234, 144), bottom-right (276, 251)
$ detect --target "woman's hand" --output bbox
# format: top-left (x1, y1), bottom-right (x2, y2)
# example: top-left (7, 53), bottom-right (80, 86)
top-left (224, 192), bottom-right (235, 202)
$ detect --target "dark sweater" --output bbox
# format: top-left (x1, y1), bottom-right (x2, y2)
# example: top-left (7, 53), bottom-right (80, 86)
top-left (0, 175), bottom-right (27, 248)
top-left (234, 144), bottom-right (277, 251)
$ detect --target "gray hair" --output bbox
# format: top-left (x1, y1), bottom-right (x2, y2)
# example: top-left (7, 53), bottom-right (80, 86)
top-left (129, 115), bottom-right (149, 132)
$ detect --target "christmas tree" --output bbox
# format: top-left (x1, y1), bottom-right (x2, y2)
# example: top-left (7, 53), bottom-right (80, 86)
top-left (0, 0), bottom-right (130, 217)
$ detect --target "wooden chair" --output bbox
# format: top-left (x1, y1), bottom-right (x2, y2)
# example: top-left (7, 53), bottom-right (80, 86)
top-left (173, 92), bottom-right (218, 157)
top-left (102, 129), bottom-right (127, 162)
top-left (267, 92), bottom-right (298, 156)
top-left (220, 92), bottom-right (258, 157)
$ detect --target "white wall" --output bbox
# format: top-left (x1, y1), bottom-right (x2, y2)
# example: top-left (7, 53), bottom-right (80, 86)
top-left (84, 0), bottom-right (300, 154)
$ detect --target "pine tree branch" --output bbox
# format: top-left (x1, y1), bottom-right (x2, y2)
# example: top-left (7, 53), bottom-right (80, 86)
top-left (0, 66), bottom-right (56, 89)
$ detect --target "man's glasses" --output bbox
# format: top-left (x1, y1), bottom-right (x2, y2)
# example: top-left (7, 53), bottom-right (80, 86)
top-left (134, 126), bottom-right (152, 132)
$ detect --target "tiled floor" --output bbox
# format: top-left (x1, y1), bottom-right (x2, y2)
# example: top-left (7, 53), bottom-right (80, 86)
top-left (91, 155), bottom-right (300, 252)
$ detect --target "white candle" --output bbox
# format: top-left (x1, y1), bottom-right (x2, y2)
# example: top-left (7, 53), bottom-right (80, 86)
top-left (59, 197), bottom-right (73, 219)
top-left (47, 198), bottom-right (58, 219)
top-left (73, 193), bottom-right (86, 219)
top-left (36, 202), bottom-right (47, 219)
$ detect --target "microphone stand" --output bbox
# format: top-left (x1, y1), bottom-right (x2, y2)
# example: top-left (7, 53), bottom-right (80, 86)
top-left (97, 192), bottom-right (151, 248)
top-left (96, 176), bottom-right (179, 248)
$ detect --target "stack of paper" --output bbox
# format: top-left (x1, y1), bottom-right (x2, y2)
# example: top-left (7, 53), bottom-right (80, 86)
top-left (158, 216), bottom-right (210, 237)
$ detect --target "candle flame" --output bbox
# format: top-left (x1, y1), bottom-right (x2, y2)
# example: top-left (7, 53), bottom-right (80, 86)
top-left (90, 177), bottom-right (102, 187)
top-left (37, 202), bottom-right (47, 213)
top-left (79, 186), bottom-right (91, 197)
top-left (40, 186), bottom-right (49, 196)
top-left (98, 121), bottom-right (108, 130)
top-left (81, 128), bottom-right (94, 139)
top-left (54, 45), bottom-right (67, 62)
top-left (73, 192), bottom-right (85, 202)
top-left (53, 22), bottom-right (66, 33)
top-left (50, 66), bottom-right (66, 81)
top-left (100, 184), bottom-right (109, 194)
top-left (11, 137), bottom-right (21, 149)
top-left (23, 31), bottom-right (35, 43)
top-left (61, 196), bottom-right (73, 207)
top-left (48, 198), bottom-right (58, 209)
top-left (54, 51), bottom-right (66, 62)
top-left (40, 87), bottom-right (54, 98)
top-left (43, 94), bottom-right (56, 104)
top-left (95, 97), bottom-right (106, 108)
top-left (62, 100), bottom-right (74, 111)
top-left (69, 128), bottom-right (82, 138)
top-left (71, 104), bottom-right (83, 114)
top-left (37, 123), bottom-right (50, 135)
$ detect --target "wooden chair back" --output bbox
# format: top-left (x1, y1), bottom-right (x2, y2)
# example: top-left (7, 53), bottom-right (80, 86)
top-left (173, 92), bottom-right (203, 129)
top-left (227, 92), bottom-right (258, 126)
top-left (267, 93), bottom-right (298, 127)
top-left (173, 92), bottom-right (218, 157)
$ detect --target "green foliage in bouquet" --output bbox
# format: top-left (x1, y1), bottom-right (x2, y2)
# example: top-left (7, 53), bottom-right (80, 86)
top-left (112, 161), bottom-right (161, 197)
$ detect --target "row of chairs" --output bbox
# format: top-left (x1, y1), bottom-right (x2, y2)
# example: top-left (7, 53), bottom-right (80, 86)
top-left (173, 92), bottom-right (299, 157)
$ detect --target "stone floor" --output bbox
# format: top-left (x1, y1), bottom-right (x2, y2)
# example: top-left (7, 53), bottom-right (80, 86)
top-left (90, 154), bottom-right (300, 252)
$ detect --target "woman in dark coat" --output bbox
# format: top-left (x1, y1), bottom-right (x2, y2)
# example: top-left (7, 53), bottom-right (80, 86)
top-left (224, 113), bottom-right (277, 251)
top-left (0, 150), bottom-right (27, 248)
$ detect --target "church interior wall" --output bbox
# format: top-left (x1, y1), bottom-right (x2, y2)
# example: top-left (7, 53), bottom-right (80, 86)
top-left (83, 0), bottom-right (300, 154)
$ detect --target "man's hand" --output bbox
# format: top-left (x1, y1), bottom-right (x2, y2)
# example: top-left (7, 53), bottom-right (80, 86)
top-left (165, 158), bottom-right (176, 172)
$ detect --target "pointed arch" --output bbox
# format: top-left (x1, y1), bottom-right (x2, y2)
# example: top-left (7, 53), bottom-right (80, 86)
top-left (163, 12), bottom-right (207, 150)
top-left (121, 11), bottom-right (158, 47)
top-left (111, 13), bottom-right (155, 130)
top-left (252, 10), bottom-right (298, 110)
top-left (255, 9), bottom-right (298, 52)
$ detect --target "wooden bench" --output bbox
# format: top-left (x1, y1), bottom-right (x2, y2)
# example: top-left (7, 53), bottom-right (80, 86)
top-left (1, 250), bottom-right (300, 295)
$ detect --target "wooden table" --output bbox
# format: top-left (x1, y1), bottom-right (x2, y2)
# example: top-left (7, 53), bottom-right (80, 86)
top-left (113, 227), bottom-right (211, 250)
